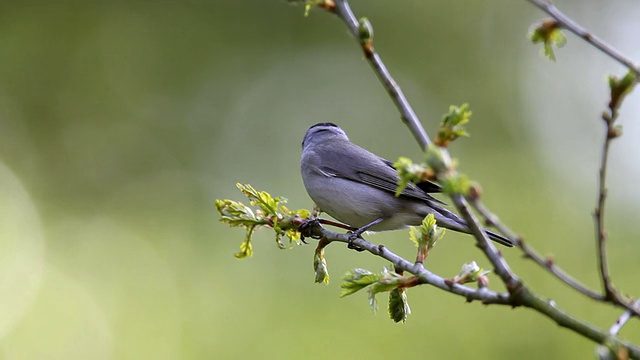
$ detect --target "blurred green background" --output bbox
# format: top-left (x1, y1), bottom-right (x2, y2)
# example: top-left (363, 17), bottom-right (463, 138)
top-left (0, 0), bottom-right (639, 359)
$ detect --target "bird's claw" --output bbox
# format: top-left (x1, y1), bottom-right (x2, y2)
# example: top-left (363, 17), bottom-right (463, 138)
top-left (347, 233), bottom-right (365, 252)
top-left (299, 218), bottom-right (322, 243)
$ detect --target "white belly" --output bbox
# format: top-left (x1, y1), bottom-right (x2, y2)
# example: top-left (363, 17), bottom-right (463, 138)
top-left (302, 174), bottom-right (425, 231)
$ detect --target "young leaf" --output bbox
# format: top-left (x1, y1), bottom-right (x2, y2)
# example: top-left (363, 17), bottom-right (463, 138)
top-left (314, 247), bottom-right (330, 284)
top-left (529, 19), bottom-right (566, 62)
top-left (435, 104), bottom-right (472, 147)
top-left (608, 70), bottom-right (638, 114)
top-left (216, 184), bottom-right (313, 258)
top-left (340, 268), bottom-right (383, 297)
top-left (388, 288), bottom-right (411, 323)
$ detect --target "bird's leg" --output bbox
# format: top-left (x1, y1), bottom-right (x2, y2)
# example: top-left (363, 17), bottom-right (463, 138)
top-left (347, 217), bottom-right (385, 252)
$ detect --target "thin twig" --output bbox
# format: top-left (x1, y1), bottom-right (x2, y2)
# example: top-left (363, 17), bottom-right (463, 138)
top-left (610, 299), bottom-right (640, 335)
top-left (591, 84), bottom-right (640, 317)
top-left (471, 195), bottom-right (640, 317)
top-left (523, 241), bottom-right (607, 301)
top-left (595, 122), bottom-right (615, 300)
top-left (450, 195), bottom-right (521, 292)
top-left (331, 0), bottom-right (431, 149)
top-left (527, 0), bottom-right (640, 76)
top-left (469, 198), bottom-right (605, 301)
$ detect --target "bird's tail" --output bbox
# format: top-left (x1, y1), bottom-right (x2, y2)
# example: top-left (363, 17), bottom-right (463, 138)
top-left (427, 203), bottom-right (515, 247)
top-left (481, 229), bottom-right (514, 247)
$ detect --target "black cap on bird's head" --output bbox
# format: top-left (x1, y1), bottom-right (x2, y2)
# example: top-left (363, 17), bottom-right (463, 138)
top-left (310, 122), bottom-right (339, 129)
top-left (302, 122), bottom-right (348, 148)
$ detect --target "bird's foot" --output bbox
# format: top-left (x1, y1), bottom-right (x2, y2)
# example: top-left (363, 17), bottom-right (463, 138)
top-left (299, 218), bottom-right (322, 243)
top-left (347, 233), bottom-right (365, 252)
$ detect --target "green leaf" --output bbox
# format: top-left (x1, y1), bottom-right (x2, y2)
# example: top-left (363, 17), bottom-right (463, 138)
top-left (340, 268), bottom-right (383, 297)
top-left (238, 183), bottom-right (282, 215)
top-left (215, 199), bottom-right (267, 228)
top-left (608, 70), bottom-right (638, 112)
top-left (342, 267), bottom-right (416, 319)
top-left (441, 173), bottom-right (472, 195)
top-left (435, 104), bottom-right (472, 147)
top-left (216, 184), bottom-right (314, 258)
top-left (413, 214), bottom-right (445, 247)
top-left (409, 214), bottom-right (445, 262)
top-left (529, 19), bottom-right (566, 62)
top-left (393, 157), bottom-right (426, 197)
top-left (367, 268), bottom-right (404, 313)
top-left (388, 288), bottom-right (411, 323)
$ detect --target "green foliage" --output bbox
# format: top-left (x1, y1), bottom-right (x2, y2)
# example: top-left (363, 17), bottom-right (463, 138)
top-left (529, 19), bottom-right (566, 61)
top-left (341, 267), bottom-right (415, 322)
top-left (388, 288), bottom-right (411, 323)
top-left (395, 140), bottom-right (472, 198)
top-left (607, 70), bottom-right (638, 115)
top-left (410, 214), bottom-right (446, 263)
top-left (340, 268), bottom-right (384, 297)
top-left (216, 183), bottom-right (311, 258)
top-left (393, 157), bottom-right (430, 197)
top-left (440, 173), bottom-right (472, 196)
top-left (435, 104), bottom-right (471, 147)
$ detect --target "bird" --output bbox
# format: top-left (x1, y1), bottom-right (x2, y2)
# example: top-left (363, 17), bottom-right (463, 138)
top-left (300, 122), bottom-right (513, 247)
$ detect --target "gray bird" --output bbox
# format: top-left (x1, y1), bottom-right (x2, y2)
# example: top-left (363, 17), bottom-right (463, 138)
top-left (300, 122), bottom-right (513, 247)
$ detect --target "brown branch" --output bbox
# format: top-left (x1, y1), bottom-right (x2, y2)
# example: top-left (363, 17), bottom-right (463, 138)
top-left (595, 117), bottom-right (616, 300)
top-left (592, 77), bottom-right (640, 316)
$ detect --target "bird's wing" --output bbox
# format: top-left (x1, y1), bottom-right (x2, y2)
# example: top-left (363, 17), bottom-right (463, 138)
top-left (380, 158), bottom-right (442, 194)
top-left (354, 168), bottom-right (446, 204)
top-left (319, 146), bottom-right (445, 204)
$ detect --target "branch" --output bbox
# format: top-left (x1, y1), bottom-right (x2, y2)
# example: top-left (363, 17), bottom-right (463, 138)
top-left (303, 221), bottom-right (640, 358)
top-left (592, 70), bottom-right (639, 314)
top-left (595, 116), bottom-right (616, 300)
top-left (331, 0), bottom-right (431, 149)
top-left (525, 2), bottom-right (639, 311)
top-left (470, 185), bottom-right (640, 319)
top-left (450, 195), bottom-right (521, 292)
top-left (277, 0), bottom-right (640, 356)
top-left (610, 299), bottom-right (640, 335)
top-left (303, 221), bottom-right (513, 304)
top-left (469, 197), bottom-right (606, 301)
top-left (527, 0), bottom-right (640, 76)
